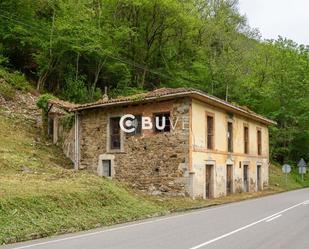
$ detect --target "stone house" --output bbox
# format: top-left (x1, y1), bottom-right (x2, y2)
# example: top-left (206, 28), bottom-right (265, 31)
top-left (47, 88), bottom-right (276, 198)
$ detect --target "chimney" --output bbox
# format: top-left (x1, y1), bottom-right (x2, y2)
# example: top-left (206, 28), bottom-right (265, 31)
top-left (102, 86), bottom-right (109, 102)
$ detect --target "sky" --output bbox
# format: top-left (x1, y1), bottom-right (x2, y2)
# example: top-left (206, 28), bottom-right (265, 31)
top-left (238, 0), bottom-right (309, 45)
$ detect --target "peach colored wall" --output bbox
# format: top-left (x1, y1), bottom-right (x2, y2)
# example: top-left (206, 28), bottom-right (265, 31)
top-left (190, 99), bottom-right (269, 198)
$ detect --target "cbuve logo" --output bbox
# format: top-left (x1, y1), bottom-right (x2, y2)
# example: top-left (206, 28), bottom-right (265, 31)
top-left (119, 114), bottom-right (189, 133)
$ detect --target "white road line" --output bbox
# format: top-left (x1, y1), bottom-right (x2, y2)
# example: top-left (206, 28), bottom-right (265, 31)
top-left (8, 204), bottom-right (230, 249)
top-left (7, 195), bottom-right (309, 249)
top-left (265, 214), bottom-right (282, 222)
top-left (302, 200), bottom-right (309, 205)
top-left (189, 200), bottom-right (308, 249)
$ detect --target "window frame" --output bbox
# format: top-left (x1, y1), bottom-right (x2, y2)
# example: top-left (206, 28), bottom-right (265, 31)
top-left (205, 112), bottom-right (215, 150)
top-left (227, 121), bottom-right (233, 153)
top-left (244, 123), bottom-right (249, 154)
top-left (257, 128), bottom-right (262, 155)
top-left (98, 154), bottom-right (115, 178)
top-left (108, 116), bottom-right (123, 152)
top-left (102, 159), bottom-right (111, 177)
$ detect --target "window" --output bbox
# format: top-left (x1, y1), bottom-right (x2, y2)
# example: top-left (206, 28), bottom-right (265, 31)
top-left (244, 125), bottom-right (249, 154)
top-left (126, 115), bottom-right (142, 136)
top-left (257, 129), bottom-right (262, 155)
top-left (227, 121), bottom-right (233, 152)
top-left (110, 117), bottom-right (121, 150)
top-left (102, 160), bottom-right (111, 177)
top-left (154, 113), bottom-right (171, 132)
top-left (206, 115), bottom-right (214, 150)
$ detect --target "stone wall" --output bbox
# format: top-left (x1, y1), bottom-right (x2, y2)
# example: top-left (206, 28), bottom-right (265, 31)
top-left (60, 123), bottom-right (75, 162)
top-left (48, 112), bottom-right (75, 163)
top-left (79, 97), bottom-right (191, 196)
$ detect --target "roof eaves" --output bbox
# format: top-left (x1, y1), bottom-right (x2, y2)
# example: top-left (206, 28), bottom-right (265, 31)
top-left (71, 92), bottom-right (189, 111)
top-left (189, 90), bottom-right (277, 125)
top-left (70, 88), bottom-right (276, 126)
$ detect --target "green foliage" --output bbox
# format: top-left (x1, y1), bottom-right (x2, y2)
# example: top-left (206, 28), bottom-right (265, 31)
top-left (291, 132), bottom-right (309, 161)
top-left (0, 44), bottom-right (8, 67)
top-left (269, 163), bottom-right (309, 191)
top-left (36, 93), bottom-right (55, 113)
top-left (0, 68), bottom-right (32, 91)
top-left (0, 81), bottom-right (15, 100)
top-left (0, 66), bottom-right (32, 100)
top-left (59, 114), bottom-right (74, 131)
top-left (61, 76), bottom-right (101, 103)
top-left (0, 55), bottom-right (8, 67)
top-left (62, 76), bottom-right (89, 103)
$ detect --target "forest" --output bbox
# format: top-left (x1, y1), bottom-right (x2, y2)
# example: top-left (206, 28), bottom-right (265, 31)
top-left (0, 0), bottom-right (308, 163)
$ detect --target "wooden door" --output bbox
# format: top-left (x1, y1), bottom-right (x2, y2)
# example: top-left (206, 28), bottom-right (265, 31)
top-left (257, 165), bottom-right (262, 190)
top-left (243, 165), bottom-right (249, 192)
top-left (226, 165), bottom-right (233, 195)
top-left (205, 165), bottom-right (213, 199)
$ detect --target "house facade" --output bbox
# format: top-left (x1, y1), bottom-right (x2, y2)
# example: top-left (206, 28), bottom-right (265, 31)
top-left (47, 88), bottom-right (276, 198)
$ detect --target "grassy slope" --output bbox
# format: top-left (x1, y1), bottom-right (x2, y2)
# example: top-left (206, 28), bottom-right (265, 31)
top-left (269, 161), bottom-right (309, 191)
top-left (0, 69), bottom-right (308, 245)
top-left (0, 109), bottom-right (166, 244)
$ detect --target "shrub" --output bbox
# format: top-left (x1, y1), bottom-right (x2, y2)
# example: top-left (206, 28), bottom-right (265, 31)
top-left (62, 76), bottom-right (89, 103)
top-left (59, 114), bottom-right (74, 131)
top-left (36, 94), bottom-right (55, 114)
top-left (0, 55), bottom-right (8, 67)
top-left (0, 68), bottom-right (32, 91)
top-left (0, 81), bottom-right (15, 100)
top-left (62, 76), bottom-right (101, 103)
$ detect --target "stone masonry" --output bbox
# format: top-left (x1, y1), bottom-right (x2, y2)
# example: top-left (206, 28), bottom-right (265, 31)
top-left (78, 97), bottom-right (191, 196)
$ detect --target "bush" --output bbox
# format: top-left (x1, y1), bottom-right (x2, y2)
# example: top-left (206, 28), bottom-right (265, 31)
top-left (59, 114), bottom-right (74, 131)
top-left (62, 76), bottom-right (89, 103)
top-left (0, 55), bottom-right (8, 67)
top-left (62, 76), bottom-right (101, 103)
top-left (0, 68), bottom-right (32, 91)
top-left (36, 93), bottom-right (55, 113)
top-left (0, 43), bottom-right (9, 67)
top-left (0, 81), bottom-right (15, 100)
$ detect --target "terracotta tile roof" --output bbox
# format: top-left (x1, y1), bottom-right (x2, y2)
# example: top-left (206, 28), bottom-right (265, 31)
top-left (48, 98), bottom-right (79, 110)
top-left (73, 87), bottom-right (192, 109)
top-left (48, 87), bottom-right (276, 125)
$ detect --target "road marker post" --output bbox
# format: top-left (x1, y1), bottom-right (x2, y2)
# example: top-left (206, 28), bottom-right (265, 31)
top-left (298, 158), bottom-right (307, 182)
top-left (282, 164), bottom-right (291, 186)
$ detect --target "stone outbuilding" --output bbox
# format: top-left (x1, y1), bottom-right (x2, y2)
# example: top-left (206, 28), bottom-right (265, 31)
top-left (47, 88), bottom-right (276, 198)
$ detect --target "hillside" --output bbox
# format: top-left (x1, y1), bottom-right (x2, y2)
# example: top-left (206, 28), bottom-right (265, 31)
top-left (0, 70), bottom-right (308, 245)
top-left (0, 89), bottom-right (166, 244)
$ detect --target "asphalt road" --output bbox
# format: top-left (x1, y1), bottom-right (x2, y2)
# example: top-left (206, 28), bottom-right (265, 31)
top-left (3, 188), bottom-right (309, 249)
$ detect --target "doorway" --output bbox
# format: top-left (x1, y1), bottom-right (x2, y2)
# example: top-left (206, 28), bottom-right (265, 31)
top-left (48, 117), bottom-right (54, 137)
top-left (257, 165), bottom-right (262, 191)
top-left (205, 165), bottom-right (214, 199)
top-left (243, 165), bottom-right (249, 192)
top-left (226, 165), bottom-right (233, 195)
